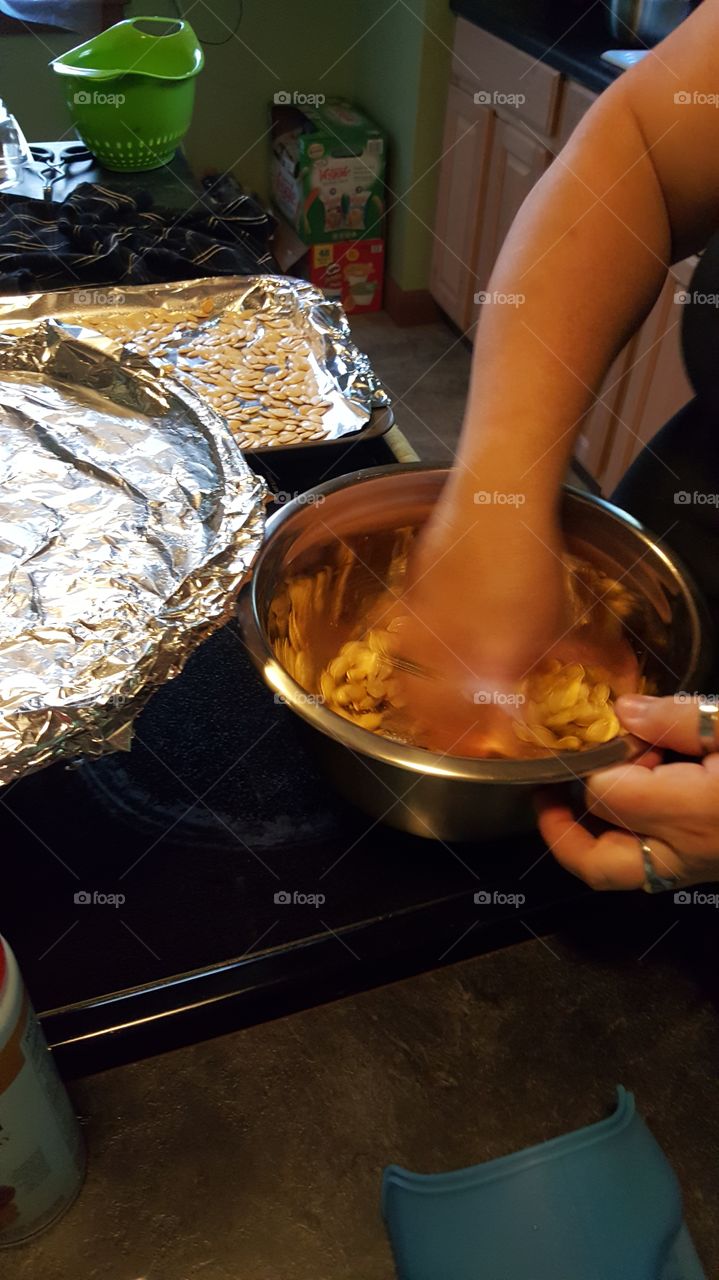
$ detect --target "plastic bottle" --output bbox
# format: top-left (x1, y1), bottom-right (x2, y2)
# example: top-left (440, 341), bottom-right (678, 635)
top-left (0, 121), bottom-right (17, 191)
top-left (0, 936), bottom-right (85, 1246)
top-left (0, 100), bottom-right (29, 167)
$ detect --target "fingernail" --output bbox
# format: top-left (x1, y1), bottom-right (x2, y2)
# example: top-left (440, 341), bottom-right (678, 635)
top-left (615, 694), bottom-right (653, 721)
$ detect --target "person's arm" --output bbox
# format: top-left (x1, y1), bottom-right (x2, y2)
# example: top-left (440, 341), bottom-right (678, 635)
top-left (407, 1), bottom-right (719, 717)
top-left (452, 0), bottom-right (719, 513)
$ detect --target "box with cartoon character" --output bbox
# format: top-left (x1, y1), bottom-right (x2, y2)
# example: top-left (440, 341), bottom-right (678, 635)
top-left (308, 239), bottom-right (384, 313)
top-left (270, 98), bottom-right (386, 244)
top-left (272, 221), bottom-right (385, 314)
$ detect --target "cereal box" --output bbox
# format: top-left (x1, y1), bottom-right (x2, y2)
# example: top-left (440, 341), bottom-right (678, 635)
top-left (270, 97), bottom-right (386, 245)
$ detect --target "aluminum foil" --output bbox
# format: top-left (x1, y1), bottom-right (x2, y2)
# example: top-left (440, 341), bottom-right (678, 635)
top-left (0, 277), bottom-right (391, 452)
top-left (0, 318), bottom-right (268, 785)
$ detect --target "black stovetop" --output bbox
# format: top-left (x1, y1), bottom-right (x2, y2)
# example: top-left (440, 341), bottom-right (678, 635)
top-left (2, 435), bottom-right (593, 1076)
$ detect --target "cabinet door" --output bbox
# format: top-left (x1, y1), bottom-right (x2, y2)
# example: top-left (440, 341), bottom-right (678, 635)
top-left (573, 346), bottom-right (636, 489)
top-left (430, 84), bottom-right (493, 331)
top-left (451, 18), bottom-right (562, 136)
top-left (554, 80), bottom-right (597, 153)
top-left (472, 116), bottom-right (551, 303)
top-left (601, 258), bottom-right (696, 494)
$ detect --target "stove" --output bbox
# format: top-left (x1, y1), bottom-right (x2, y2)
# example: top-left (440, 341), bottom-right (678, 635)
top-left (2, 434), bottom-right (594, 1076)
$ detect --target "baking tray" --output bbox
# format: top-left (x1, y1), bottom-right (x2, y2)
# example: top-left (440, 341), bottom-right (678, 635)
top-left (0, 276), bottom-right (392, 454)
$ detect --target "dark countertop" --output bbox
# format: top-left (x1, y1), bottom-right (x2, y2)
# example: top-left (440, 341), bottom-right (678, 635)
top-left (451, 0), bottom-right (623, 94)
top-left (6, 916), bottom-right (718, 1279)
top-left (6, 142), bottom-right (201, 209)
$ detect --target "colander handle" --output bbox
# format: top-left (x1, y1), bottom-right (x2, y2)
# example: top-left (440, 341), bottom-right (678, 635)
top-left (130, 17), bottom-right (190, 36)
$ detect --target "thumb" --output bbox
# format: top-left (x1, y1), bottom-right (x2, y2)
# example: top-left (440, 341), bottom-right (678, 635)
top-left (615, 693), bottom-right (717, 756)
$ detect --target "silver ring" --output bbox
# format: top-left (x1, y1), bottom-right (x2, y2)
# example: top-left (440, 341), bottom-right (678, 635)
top-left (697, 701), bottom-right (719, 754)
top-left (639, 839), bottom-right (680, 894)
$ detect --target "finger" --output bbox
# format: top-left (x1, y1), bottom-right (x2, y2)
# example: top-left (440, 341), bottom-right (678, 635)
top-left (616, 694), bottom-right (718, 755)
top-left (585, 759), bottom-right (712, 830)
top-left (535, 792), bottom-right (645, 890)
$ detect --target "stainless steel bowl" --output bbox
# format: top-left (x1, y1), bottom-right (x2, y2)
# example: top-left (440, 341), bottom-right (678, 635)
top-left (238, 465), bottom-right (712, 841)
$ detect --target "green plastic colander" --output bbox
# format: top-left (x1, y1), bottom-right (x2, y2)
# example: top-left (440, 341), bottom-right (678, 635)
top-left (51, 17), bottom-right (204, 172)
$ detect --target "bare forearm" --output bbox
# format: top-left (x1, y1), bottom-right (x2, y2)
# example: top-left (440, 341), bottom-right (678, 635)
top-left (406, 2), bottom-right (719, 698)
top-left (452, 88), bottom-right (671, 515)
top-left (450, 0), bottom-right (719, 518)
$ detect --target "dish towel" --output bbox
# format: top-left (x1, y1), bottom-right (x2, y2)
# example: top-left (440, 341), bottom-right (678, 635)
top-left (0, 180), bottom-right (276, 294)
top-left (382, 1087), bottom-right (706, 1280)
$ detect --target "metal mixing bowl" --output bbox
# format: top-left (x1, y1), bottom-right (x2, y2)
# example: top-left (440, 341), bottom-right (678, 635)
top-left (237, 465), bottom-right (712, 841)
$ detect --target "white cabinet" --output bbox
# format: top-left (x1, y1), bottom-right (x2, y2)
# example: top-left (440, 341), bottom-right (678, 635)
top-left (472, 116), bottom-right (551, 299)
top-left (430, 85), bottom-right (493, 331)
top-left (601, 258), bottom-right (695, 493)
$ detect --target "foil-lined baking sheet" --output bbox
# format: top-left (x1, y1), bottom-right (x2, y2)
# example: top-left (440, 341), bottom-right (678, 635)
top-left (0, 318), bottom-right (267, 784)
top-left (0, 276), bottom-right (391, 453)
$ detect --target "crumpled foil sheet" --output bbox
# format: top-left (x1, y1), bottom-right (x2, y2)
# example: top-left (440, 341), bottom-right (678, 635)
top-left (0, 276), bottom-right (391, 451)
top-left (0, 318), bottom-right (268, 785)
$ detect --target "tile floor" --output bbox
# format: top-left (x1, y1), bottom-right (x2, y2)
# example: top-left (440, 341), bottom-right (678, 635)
top-left (350, 313), bottom-right (472, 464)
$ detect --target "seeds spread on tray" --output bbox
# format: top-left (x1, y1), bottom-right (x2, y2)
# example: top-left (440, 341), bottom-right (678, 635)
top-left (82, 302), bottom-right (334, 450)
top-left (0, 278), bottom-right (389, 454)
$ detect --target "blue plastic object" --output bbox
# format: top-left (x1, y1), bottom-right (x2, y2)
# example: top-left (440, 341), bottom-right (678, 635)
top-left (382, 1087), bottom-right (706, 1280)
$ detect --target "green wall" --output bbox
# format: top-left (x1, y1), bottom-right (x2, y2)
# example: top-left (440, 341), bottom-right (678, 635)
top-left (350, 0), bottom-right (452, 291)
top-left (0, 24), bottom-right (79, 139)
top-left (0, 0), bottom-right (454, 291)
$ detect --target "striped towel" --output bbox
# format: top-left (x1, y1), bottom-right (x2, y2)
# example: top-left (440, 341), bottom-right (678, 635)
top-left (0, 180), bottom-right (277, 293)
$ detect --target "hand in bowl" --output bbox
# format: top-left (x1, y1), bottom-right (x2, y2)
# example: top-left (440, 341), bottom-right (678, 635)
top-left (392, 493), bottom-right (570, 755)
top-left (391, 487), bottom-right (639, 757)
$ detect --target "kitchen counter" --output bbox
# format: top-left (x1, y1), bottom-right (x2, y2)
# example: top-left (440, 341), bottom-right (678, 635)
top-left (6, 142), bottom-right (200, 209)
top-left (6, 909), bottom-right (718, 1279)
top-left (451, 0), bottom-right (623, 94)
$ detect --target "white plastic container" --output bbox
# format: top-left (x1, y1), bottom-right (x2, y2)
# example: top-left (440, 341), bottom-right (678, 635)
top-left (0, 936), bottom-right (85, 1246)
